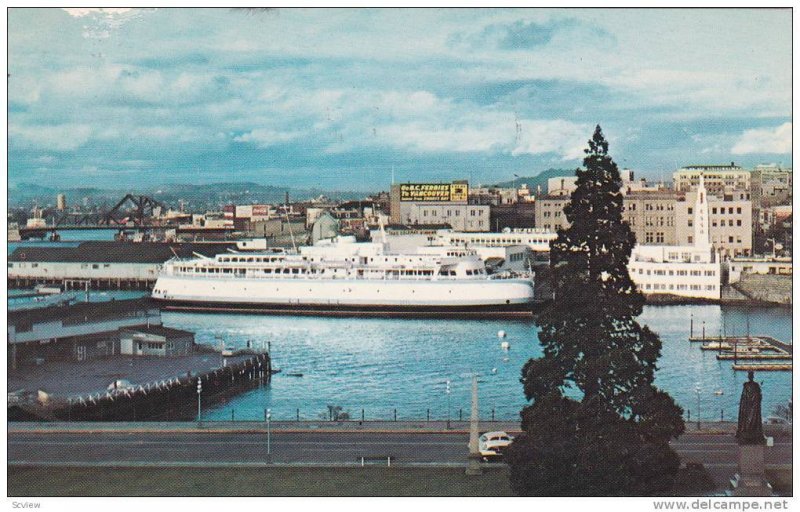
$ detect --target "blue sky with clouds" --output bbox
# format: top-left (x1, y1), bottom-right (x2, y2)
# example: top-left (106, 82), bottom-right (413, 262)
top-left (8, 8), bottom-right (792, 191)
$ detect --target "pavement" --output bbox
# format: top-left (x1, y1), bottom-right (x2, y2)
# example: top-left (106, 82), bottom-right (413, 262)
top-left (8, 353), bottom-right (257, 398)
top-left (7, 421), bottom-right (792, 489)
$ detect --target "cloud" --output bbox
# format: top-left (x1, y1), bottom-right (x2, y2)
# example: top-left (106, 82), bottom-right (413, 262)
top-left (62, 8), bottom-right (135, 18)
top-left (9, 123), bottom-right (92, 151)
top-left (731, 123), bottom-right (792, 155)
top-left (61, 8), bottom-right (157, 39)
top-left (513, 119), bottom-right (590, 160)
top-left (234, 129), bottom-right (303, 147)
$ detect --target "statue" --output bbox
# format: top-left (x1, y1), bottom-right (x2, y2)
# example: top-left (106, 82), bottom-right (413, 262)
top-left (736, 371), bottom-right (765, 445)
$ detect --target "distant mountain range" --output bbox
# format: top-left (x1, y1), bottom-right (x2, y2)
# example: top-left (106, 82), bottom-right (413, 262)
top-left (8, 182), bottom-right (370, 210)
top-left (493, 168), bottom-right (576, 191)
top-left (10, 167), bottom-right (579, 210)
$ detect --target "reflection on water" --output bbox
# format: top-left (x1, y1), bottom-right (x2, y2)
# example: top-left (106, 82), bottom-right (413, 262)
top-left (161, 305), bottom-right (792, 422)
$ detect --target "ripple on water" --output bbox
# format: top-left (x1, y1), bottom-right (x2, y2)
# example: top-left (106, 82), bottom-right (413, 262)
top-left (161, 305), bottom-right (791, 422)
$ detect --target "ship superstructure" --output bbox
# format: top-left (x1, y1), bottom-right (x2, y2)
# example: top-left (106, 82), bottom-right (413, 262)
top-left (152, 236), bottom-right (535, 317)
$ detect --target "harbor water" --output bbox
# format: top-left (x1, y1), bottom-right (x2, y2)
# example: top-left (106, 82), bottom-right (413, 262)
top-left (7, 234), bottom-right (792, 423)
top-left (163, 304), bottom-right (792, 423)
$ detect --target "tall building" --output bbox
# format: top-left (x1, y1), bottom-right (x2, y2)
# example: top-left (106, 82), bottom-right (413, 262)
top-left (56, 193), bottom-right (66, 211)
top-left (546, 169), bottom-right (662, 196)
top-left (622, 191), bottom-right (678, 245)
top-left (675, 188), bottom-right (752, 258)
top-left (673, 164), bottom-right (750, 195)
top-left (751, 164), bottom-right (792, 207)
top-left (628, 175), bottom-right (721, 300)
top-left (536, 190), bottom-right (680, 246)
top-left (389, 182), bottom-right (489, 232)
top-left (533, 195), bottom-right (570, 232)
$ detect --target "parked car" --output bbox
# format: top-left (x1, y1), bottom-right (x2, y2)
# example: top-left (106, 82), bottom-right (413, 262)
top-left (107, 379), bottom-right (133, 392)
top-left (478, 431), bottom-right (514, 461)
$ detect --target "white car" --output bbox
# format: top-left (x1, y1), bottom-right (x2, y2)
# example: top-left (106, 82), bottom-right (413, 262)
top-left (478, 431), bottom-right (514, 459)
top-left (107, 379), bottom-right (133, 392)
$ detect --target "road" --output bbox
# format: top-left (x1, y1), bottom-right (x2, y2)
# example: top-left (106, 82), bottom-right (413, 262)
top-left (8, 429), bottom-right (792, 481)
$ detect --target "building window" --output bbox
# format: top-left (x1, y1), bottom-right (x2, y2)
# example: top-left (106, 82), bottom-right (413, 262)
top-left (688, 207), bottom-right (693, 214)
top-left (737, 207), bottom-right (742, 214)
top-left (737, 219), bottom-right (741, 226)
top-left (729, 236), bottom-right (734, 243)
top-left (712, 207), bottom-right (717, 214)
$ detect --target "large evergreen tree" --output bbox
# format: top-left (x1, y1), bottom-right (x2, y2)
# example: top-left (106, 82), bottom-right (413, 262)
top-left (507, 126), bottom-right (685, 496)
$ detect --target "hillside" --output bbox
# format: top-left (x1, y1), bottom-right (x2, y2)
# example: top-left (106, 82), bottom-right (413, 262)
top-left (493, 168), bottom-right (576, 191)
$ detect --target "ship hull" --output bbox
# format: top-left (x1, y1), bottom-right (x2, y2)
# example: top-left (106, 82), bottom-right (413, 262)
top-left (152, 275), bottom-right (535, 318)
top-left (154, 299), bottom-right (534, 318)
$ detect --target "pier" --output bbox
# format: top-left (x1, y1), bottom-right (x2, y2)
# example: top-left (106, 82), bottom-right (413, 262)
top-left (9, 351), bottom-right (271, 422)
top-left (688, 334), bottom-right (792, 371)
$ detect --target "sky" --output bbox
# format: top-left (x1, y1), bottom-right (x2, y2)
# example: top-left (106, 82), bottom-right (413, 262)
top-left (7, 8), bottom-right (792, 192)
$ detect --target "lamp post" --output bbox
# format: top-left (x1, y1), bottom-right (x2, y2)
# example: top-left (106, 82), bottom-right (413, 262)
top-left (446, 380), bottom-right (451, 430)
top-left (266, 408), bottom-right (272, 463)
top-left (695, 385), bottom-right (701, 431)
top-left (196, 377), bottom-right (202, 424)
top-left (466, 374), bottom-right (482, 475)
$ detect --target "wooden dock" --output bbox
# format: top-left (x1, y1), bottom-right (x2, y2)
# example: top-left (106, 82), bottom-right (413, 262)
top-left (732, 363), bottom-right (793, 372)
top-left (716, 353), bottom-right (792, 361)
top-left (690, 334), bottom-right (792, 371)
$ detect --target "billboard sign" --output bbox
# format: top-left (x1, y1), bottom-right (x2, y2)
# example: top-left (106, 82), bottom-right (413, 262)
top-left (399, 183), bottom-right (468, 202)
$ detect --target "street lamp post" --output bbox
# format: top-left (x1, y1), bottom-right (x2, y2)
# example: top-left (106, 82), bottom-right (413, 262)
top-left (466, 374), bottom-right (482, 476)
top-left (446, 380), bottom-right (451, 430)
top-left (266, 408), bottom-right (272, 463)
top-left (196, 378), bottom-right (202, 424)
top-left (695, 386), bottom-right (701, 431)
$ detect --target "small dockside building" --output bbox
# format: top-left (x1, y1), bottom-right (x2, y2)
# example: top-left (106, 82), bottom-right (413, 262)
top-left (7, 298), bottom-right (167, 369)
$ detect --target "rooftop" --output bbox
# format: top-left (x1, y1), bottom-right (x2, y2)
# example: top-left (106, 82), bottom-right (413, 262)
top-left (120, 325), bottom-right (195, 338)
top-left (8, 298), bottom-right (158, 330)
top-left (9, 241), bottom-right (236, 264)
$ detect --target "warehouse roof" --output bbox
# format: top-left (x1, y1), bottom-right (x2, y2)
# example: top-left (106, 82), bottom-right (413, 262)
top-left (9, 241), bottom-right (236, 264)
top-left (8, 297), bottom-right (158, 330)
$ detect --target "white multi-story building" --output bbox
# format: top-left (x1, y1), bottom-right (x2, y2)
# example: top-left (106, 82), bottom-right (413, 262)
top-left (436, 228), bottom-right (557, 252)
top-left (628, 176), bottom-right (721, 300)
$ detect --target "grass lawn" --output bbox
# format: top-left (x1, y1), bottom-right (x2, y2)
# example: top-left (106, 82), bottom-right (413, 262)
top-left (8, 465), bottom-right (513, 497)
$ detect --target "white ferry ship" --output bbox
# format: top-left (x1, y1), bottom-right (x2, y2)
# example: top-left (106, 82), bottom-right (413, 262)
top-left (151, 236), bottom-right (535, 317)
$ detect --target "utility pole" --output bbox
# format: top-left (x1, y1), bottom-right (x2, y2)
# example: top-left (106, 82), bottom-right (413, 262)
top-left (196, 378), bottom-right (202, 424)
top-left (466, 374), bottom-right (482, 475)
top-left (446, 380), bottom-right (451, 430)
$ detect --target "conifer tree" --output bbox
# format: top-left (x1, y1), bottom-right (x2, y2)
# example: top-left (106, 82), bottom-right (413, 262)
top-left (507, 126), bottom-right (685, 496)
